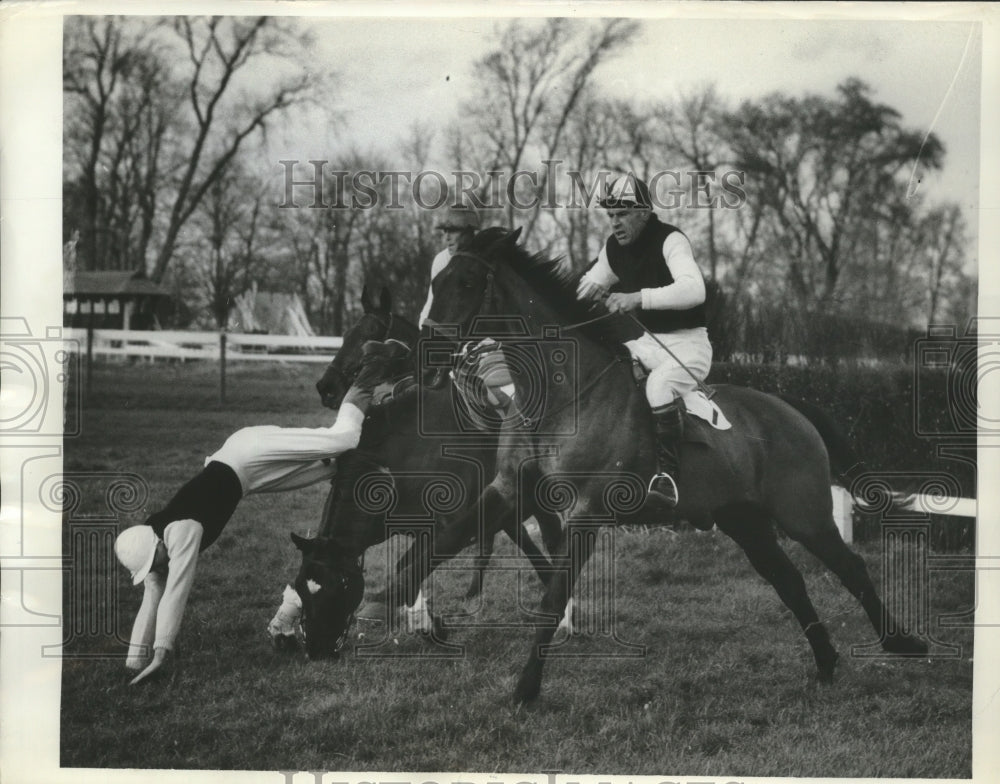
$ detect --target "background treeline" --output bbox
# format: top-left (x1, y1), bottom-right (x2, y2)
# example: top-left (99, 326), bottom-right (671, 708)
top-left (63, 16), bottom-right (976, 362)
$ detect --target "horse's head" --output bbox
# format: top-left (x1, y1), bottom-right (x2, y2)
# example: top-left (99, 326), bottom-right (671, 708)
top-left (424, 227), bottom-right (523, 336)
top-left (290, 532), bottom-right (365, 659)
top-left (291, 450), bottom-right (395, 659)
top-left (316, 286), bottom-right (419, 409)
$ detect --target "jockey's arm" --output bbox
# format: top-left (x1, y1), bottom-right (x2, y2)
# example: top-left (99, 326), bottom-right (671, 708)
top-left (152, 519), bottom-right (203, 653)
top-left (127, 519), bottom-right (202, 685)
top-left (576, 248), bottom-right (619, 300)
top-left (125, 569), bottom-right (165, 669)
top-left (419, 248), bottom-right (453, 326)
top-left (641, 233), bottom-right (706, 311)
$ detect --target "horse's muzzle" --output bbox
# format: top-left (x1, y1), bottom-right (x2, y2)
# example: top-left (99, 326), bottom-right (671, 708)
top-left (319, 391), bottom-right (341, 410)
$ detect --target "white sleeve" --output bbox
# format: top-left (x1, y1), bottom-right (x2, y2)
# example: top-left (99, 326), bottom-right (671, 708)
top-left (125, 570), bottom-right (165, 668)
top-left (267, 403), bottom-right (365, 459)
top-left (326, 401), bottom-right (364, 448)
top-left (153, 519), bottom-right (203, 652)
top-left (640, 233), bottom-right (706, 311)
top-left (419, 249), bottom-right (452, 326)
top-left (580, 245), bottom-right (620, 290)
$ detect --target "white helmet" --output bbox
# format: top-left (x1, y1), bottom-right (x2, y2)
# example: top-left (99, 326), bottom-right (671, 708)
top-left (115, 525), bottom-right (159, 585)
top-left (599, 173), bottom-right (653, 209)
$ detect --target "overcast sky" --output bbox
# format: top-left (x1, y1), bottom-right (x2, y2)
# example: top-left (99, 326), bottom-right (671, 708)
top-left (267, 15), bottom-right (981, 228)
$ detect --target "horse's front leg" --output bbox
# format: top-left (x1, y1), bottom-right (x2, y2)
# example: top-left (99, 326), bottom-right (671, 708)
top-left (465, 531), bottom-right (496, 601)
top-left (394, 482), bottom-right (518, 615)
top-left (514, 514), bottom-right (596, 704)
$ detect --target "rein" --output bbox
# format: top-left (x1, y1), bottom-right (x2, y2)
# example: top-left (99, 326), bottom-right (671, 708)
top-left (538, 354), bottom-right (626, 424)
top-left (561, 309), bottom-right (620, 331)
top-left (322, 310), bottom-right (400, 394)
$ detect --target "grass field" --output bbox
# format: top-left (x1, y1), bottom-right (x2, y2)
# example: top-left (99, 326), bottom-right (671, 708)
top-left (61, 360), bottom-right (974, 776)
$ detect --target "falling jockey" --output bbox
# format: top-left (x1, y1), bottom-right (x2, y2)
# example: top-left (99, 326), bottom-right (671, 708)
top-left (576, 173), bottom-right (713, 507)
top-left (112, 340), bottom-right (412, 685)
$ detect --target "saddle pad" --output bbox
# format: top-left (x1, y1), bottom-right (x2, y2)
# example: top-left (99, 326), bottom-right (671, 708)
top-left (682, 389), bottom-right (732, 430)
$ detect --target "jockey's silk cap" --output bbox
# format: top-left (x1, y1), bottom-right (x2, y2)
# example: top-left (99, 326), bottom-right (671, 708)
top-left (436, 204), bottom-right (481, 231)
top-left (115, 525), bottom-right (159, 585)
top-left (599, 173), bottom-right (653, 209)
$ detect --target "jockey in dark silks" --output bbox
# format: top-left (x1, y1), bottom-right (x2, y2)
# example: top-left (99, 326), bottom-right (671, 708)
top-left (576, 173), bottom-right (713, 507)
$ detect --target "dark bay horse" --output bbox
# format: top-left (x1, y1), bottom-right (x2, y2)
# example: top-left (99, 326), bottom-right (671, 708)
top-left (291, 286), bottom-right (559, 658)
top-left (396, 227), bottom-right (927, 702)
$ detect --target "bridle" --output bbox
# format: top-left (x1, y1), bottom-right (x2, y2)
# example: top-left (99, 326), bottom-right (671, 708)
top-left (443, 250), bottom-right (499, 326)
top-left (300, 553), bottom-right (365, 656)
top-left (321, 311), bottom-right (400, 396)
top-left (438, 249), bottom-right (629, 423)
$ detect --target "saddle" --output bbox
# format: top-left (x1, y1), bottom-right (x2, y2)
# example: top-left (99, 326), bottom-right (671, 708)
top-left (630, 360), bottom-right (732, 437)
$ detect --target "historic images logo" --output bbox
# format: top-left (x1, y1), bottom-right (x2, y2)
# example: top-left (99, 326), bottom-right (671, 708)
top-left (277, 161), bottom-right (747, 211)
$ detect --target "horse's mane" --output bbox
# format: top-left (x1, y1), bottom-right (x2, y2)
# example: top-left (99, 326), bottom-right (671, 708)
top-left (467, 228), bottom-right (636, 351)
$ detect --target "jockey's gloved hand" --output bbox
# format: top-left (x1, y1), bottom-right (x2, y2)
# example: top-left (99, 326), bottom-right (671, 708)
top-left (576, 277), bottom-right (607, 302)
top-left (352, 340), bottom-right (412, 393)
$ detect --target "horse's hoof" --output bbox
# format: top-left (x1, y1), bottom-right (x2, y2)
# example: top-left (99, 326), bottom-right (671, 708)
top-left (270, 633), bottom-right (299, 653)
top-left (513, 677), bottom-right (541, 705)
top-left (882, 634), bottom-right (928, 656)
top-left (816, 649), bottom-right (839, 684)
top-left (431, 615), bottom-right (449, 642)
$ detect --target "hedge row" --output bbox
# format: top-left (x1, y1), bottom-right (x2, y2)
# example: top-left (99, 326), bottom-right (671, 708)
top-left (708, 362), bottom-right (976, 550)
top-left (709, 362), bottom-right (975, 492)
top-left (706, 285), bottom-right (926, 365)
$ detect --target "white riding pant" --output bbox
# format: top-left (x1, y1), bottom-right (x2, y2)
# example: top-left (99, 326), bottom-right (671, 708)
top-left (207, 404), bottom-right (364, 495)
top-left (625, 327), bottom-right (712, 408)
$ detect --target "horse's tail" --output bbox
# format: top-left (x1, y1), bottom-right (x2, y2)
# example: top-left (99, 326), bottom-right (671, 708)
top-left (777, 394), bottom-right (917, 514)
top-left (776, 394), bottom-right (865, 486)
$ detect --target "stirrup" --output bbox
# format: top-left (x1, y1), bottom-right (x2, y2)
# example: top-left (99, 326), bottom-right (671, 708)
top-left (647, 472), bottom-right (679, 507)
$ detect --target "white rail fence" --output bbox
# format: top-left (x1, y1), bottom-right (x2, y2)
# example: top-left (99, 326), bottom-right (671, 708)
top-left (832, 485), bottom-right (975, 544)
top-left (66, 328), bottom-right (342, 364)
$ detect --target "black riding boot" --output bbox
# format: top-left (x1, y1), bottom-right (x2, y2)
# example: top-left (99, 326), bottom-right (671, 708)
top-left (648, 397), bottom-right (685, 507)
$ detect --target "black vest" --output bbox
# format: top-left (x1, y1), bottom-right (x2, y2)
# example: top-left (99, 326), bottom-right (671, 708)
top-left (606, 216), bottom-right (707, 334)
top-left (146, 461), bottom-right (243, 551)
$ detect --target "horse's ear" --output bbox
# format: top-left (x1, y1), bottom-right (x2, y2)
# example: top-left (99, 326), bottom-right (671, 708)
top-left (290, 532), bottom-right (314, 553)
top-left (378, 287), bottom-right (392, 315)
top-left (361, 285), bottom-right (374, 314)
top-left (484, 226), bottom-right (523, 259)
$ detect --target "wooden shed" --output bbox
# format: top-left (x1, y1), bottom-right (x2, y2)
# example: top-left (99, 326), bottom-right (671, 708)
top-left (64, 270), bottom-right (172, 330)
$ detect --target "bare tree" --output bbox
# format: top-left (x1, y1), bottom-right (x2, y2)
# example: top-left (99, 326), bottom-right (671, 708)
top-left (150, 16), bottom-right (316, 282)
top-left (542, 93), bottom-right (625, 267)
top-left (64, 17), bottom-right (176, 271)
top-left (457, 19), bottom-right (638, 238)
top-left (184, 162), bottom-right (269, 329)
top-left (654, 85), bottom-right (731, 281)
top-left (64, 16), bottom-right (321, 284)
top-left (723, 78), bottom-right (945, 312)
top-left (915, 203), bottom-right (969, 325)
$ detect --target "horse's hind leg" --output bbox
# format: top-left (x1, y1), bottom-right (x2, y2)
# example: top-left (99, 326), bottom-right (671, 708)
top-left (713, 503), bottom-right (840, 682)
top-left (792, 523), bottom-right (928, 656)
